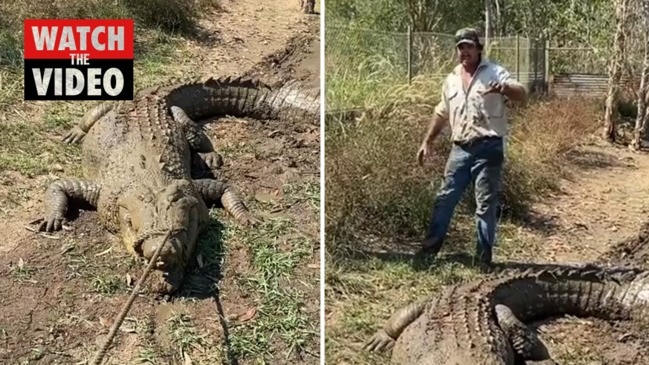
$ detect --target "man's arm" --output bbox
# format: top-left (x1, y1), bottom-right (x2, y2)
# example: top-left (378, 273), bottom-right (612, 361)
top-left (422, 81), bottom-right (450, 144)
top-left (423, 109), bottom-right (448, 144)
top-left (496, 67), bottom-right (527, 103)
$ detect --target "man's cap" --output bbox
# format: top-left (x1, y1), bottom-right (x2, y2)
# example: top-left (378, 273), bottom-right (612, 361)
top-left (455, 28), bottom-right (482, 48)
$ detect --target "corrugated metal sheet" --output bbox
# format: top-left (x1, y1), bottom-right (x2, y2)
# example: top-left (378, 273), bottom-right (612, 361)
top-left (550, 73), bottom-right (637, 98)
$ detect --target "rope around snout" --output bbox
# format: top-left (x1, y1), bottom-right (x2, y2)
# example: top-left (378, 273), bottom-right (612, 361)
top-left (90, 230), bottom-right (173, 365)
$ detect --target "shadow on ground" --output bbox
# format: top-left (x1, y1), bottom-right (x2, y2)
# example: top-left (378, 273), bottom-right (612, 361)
top-left (336, 244), bottom-right (647, 274)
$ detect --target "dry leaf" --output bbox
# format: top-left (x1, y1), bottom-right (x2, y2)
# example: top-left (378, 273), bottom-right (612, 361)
top-left (254, 192), bottom-right (276, 203)
top-left (197, 254), bottom-right (204, 269)
top-left (17, 258), bottom-right (24, 269)
top-left (237, 308), bottom-right (257, 322)
top-left (183, 351), bottom-right (193, 365)
top-left (125, 273), bottom-right (133, 286)
top-left (95, 247), bottom-right (113, 257)
top-left (99, 317), bottom-right (109, 327)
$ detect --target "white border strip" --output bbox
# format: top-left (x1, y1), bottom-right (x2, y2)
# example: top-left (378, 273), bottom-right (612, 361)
top-left (319, 0), bottom-right (326, 363)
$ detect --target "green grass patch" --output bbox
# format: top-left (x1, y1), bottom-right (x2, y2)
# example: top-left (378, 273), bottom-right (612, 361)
top-left (0, 119), bottom-right (81, 177)
top-left (169, 313), bottom-right (214, 353)
top-left (91, 275), bottom-right (128, 295)
top-left (224, 213), bottom-right (318, 363)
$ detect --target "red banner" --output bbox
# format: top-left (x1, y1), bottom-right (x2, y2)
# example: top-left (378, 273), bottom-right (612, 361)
top-left (23, 19), bottom-right (134, 60)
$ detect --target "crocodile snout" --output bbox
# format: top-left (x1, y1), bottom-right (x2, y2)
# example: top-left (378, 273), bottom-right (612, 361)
top-left (140, 233), bottom-right (190, 294)
top-left (141, 234), bottom-right (183, 267)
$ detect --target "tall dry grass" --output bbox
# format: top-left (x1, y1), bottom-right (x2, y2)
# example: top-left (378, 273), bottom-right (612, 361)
top-left (325, 86), bottom-right (602, 259)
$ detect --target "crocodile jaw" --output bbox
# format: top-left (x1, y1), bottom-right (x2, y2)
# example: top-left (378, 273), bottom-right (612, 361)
top-left (137, 233), bottom-right (194, 294)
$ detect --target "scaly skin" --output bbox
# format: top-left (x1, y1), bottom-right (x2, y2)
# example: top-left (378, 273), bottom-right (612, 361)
top-left (365, 264), bottom-right (649, 365)
top-left (37, 76), bottom-right (320, 294)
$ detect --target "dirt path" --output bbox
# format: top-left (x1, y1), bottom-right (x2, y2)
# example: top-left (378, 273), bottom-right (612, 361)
top-left (507, 139), bottom-right (649, 365)
top-left (511, 140), bottom-right (649, 264)
top-left (0, 1), bottom-right (321, 364)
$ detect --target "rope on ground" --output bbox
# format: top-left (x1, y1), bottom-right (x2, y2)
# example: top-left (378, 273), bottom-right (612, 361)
top-left (90, 230), bottom-right (173, 365)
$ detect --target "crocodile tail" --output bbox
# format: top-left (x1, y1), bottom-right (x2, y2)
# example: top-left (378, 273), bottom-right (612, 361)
top-left (166, 76), bottom-right (320, 122)
top-left (382, 297), bottom-right (429, 339)
top-left (261, 79), bottom-right (320, 120)
top-left (496, 265), bottom-right (649, 323)
top-left (77, 101), bottom-right (116, 132)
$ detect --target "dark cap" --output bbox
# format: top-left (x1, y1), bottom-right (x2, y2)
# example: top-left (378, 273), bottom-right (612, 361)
top-left (455, 28), bottom-right (482, 48)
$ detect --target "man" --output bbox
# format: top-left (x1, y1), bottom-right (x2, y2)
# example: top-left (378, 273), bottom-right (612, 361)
top-left (416, 27), bottom-right (527, 267)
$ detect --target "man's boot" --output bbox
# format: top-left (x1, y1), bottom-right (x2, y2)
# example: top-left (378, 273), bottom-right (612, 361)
top-left (475, 244), bottom-right (493, 272)
top-left (415, 235), bottom-right (444, 259)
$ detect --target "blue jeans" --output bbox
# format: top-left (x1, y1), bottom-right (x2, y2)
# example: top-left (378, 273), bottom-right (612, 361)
top-left (423, 137), bottom-right (504, 262)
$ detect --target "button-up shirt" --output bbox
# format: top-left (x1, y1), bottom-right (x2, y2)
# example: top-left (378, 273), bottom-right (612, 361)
top-left (434, 58), bottom-right (522, 144)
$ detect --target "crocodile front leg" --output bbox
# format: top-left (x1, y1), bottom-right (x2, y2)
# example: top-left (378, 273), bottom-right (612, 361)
top-left (364, 297), bottom-right (430, 352)
top-left (171, 106), bottom-right (223, 171)
top-left (192, 179), bottom-right (258, 225)
top-left (37, 179), bottom-right (101, 232)
top-left (62, 101), bottom-right (115, 144)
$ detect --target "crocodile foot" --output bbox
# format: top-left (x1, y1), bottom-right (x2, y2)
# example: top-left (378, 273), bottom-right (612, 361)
top-left (238, 212), bottom-right (262, 227)
top-left (191, 152), bottom-right (224, 179)
top-left (201, 151), bottom-right (224, 170)
top-left (62, 125), bottom-right (87, 144)
top-left (363, 329), bottom-right (395, 352)
top-left (37, 215), bottom-right (67, 232)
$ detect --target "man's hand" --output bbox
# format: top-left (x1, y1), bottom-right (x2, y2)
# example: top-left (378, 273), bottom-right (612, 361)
top-left (417, 141), bottom-right (432, 166)
top-left (479, 80), bottom-right (509, 96)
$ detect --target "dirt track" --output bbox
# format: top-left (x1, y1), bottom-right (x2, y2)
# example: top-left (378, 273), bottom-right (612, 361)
top-left (503, 140), bottom-right (649, 364)
top-left (0, 1), bottom-right (321, 364)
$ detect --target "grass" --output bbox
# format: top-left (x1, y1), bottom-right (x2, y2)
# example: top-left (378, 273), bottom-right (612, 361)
top-left (91, 275), bottom-right (128, 295)
top-left (168, 312), bottom-right (219, 362)
top-left (224, 209), bottom-right (319, 362)
top-left (325, 45), bottom-right (604, 363)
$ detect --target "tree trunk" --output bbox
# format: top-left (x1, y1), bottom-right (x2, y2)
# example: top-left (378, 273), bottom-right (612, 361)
top-left (631, 30), bottom-right (649, 150)
top-left (300, 0), bottom-right (315, 14)
top-left (603, 0), bottom-right (630, 143)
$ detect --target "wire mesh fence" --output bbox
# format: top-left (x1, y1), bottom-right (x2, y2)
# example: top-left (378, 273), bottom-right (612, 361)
top-left (325, 23), bottom-right (624, 107)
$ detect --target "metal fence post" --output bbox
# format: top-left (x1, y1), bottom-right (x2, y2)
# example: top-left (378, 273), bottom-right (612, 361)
top-left (516, 35), bottom-right (520, 82)
top-left (407, 25), bottom-right (412, 84)
top-left (544, 39), bottom-right (550, 93)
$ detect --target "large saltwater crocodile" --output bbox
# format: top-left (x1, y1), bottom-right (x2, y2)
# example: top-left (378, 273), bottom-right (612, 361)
top-left (35, 76), bottom-right (319, 294)
top-left (364, 263), bottom-right (649, 364)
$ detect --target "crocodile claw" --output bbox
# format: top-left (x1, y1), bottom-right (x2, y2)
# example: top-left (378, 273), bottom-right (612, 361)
top-left (202, 152), bottom-right (224, 170)
top-left (363, 330), bottom-right (395, 353)
top-left (239, 213), bottom-right (262, 227)
top-left (62, 126), bottom-right (87, 144)
top-left (37, 216), bottom-right (66, 232)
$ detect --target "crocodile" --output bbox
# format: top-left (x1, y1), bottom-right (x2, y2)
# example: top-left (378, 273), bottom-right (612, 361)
top-left (35, 76), bottom-right (320, 294)
top-left (364, 263), bottom-right (649, 364)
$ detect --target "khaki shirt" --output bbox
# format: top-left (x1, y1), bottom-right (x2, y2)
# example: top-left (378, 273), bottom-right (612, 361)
top-left (434, 58), bottom-right (522, 144)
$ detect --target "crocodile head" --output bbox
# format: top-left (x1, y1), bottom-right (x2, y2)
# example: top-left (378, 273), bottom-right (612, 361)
top-left (116, 179), bottom-right (202, 294)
